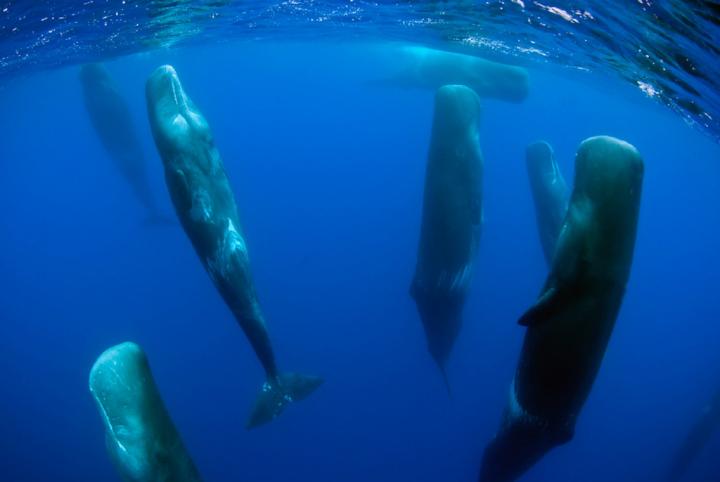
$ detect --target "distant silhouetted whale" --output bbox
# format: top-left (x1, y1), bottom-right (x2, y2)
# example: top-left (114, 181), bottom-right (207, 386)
top-left (666, 385), bottom-right (720, 481)
top-left (146, 64), bottom-right (322, 429)
top-left (89, 342), bottom-right (202, 482)
top-left (80, 63), bottom-right (170, 224)
top-left (480, 136), bottom-right (644, 481)
top-left (410, 84), bottom-right (483, 392)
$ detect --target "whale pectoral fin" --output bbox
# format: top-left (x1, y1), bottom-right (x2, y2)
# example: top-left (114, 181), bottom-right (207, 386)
top-left (518, 286), bottom-right (563, 327)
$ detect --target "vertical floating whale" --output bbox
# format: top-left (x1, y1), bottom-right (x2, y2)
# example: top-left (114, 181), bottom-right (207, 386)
top-left (525, 141), bottom-right (569, 264)
top-left (89, 342), bottom-right (202, 482)
top-left (80, 63), bottom-right (167, 223)
top-left (480, 136), bottom-right (644, 481)
top-left (410, 84), bottom-right (483, 390)
top-left (145, 65), bottom-right (322, 429)
top-left (667, 385), bottom-right (720, 481)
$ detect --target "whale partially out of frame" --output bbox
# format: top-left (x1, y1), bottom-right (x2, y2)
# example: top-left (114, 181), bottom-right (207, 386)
top-left (89, 342), bottom-right (202, 482)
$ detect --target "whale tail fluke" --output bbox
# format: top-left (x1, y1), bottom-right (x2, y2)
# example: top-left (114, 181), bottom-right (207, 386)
top-left (246, 372), bottom-right (323, 429)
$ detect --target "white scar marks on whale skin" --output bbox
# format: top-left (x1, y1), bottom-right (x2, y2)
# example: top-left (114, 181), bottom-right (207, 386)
top-left (189, 188), bottom-right (212, 223)
top-left (89, 349), bottom-right (150, 481)
top-left (433, 264), bottom-right (473, 294)
top-left (207, 218), bottom-right (248, 281)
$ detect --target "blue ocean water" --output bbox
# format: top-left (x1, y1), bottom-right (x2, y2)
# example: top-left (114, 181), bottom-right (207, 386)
top-left (1, 5), bottom-right (720, 482)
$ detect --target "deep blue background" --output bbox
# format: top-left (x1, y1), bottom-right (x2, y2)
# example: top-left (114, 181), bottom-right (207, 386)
top-left (1, 42), bottom-right (719, 482)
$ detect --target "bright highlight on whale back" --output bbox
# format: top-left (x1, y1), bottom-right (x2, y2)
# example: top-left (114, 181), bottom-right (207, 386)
top-left (89, 342), bottom-right (202, 482)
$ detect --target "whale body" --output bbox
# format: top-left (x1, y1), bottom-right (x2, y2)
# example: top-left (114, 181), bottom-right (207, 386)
top-left (145, 65), bottom-right (322, 429)
top-left (480, 136), bottom-right (644, 481)
top-left (80, 63), bottom-right (168, 223)
top-left (410, 84), bottom-right (483, 390)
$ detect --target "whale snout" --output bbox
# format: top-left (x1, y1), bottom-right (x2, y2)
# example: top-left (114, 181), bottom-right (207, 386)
top-left (434, 84), bottom-right (482, 131)
top-left (146, 64), bottom-right (211, 155)
top-left (526, 141), bottom-right (555, 175)
top-left (575, 135), bottom-right (644, 203)
top-left (146, 65), bottom-right (186, 117)
top-left (89, 342), bottom-right (150, 430)
top-left (148, 65), bottom-right (181, 100)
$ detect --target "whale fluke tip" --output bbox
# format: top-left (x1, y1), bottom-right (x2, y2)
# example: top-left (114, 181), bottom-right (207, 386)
top-left (246, 372), bottom-right (324, 429)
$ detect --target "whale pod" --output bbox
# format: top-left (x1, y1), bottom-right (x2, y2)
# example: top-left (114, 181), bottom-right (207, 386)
top-left (145, 65), bottom-right (322, 428)
top-left (410, 84), bottom-right (483, 391)
top-left (480, 136), bottom-right (644, 481)
top-left (89, 342), bottom-right (202, 482)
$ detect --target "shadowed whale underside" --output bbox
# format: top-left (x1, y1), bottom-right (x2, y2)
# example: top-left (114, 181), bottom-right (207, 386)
top-left (410, 84), bottom-right (483, 391)
top-left (80, 63), bottom-right (170, 224)
top-left (525, 141), bottom-right (569, 265)
top-left (145, 64), bottom-right (322, 429)
top-left (89, 342), bottom-right (202, 482)
top-left (480, 136), bottom-right (644, 482)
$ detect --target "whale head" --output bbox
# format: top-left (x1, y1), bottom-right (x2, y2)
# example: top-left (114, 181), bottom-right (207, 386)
top-left (89, 342), bottom-right (170, 481)
top-left (432, 84), bottom-right (482, 139)
top-left (526, 141), bottom-right (556, 178)
top-left (573, 135), bottom-right (644, 210)
top-left (146, 65), bottom-right (214, 170)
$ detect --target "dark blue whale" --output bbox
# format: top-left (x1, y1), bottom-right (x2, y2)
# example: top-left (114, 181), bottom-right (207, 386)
top-left (80, 63), bottom-right (169, 224)
top-left (410, 85), bottom-right (483, 391)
